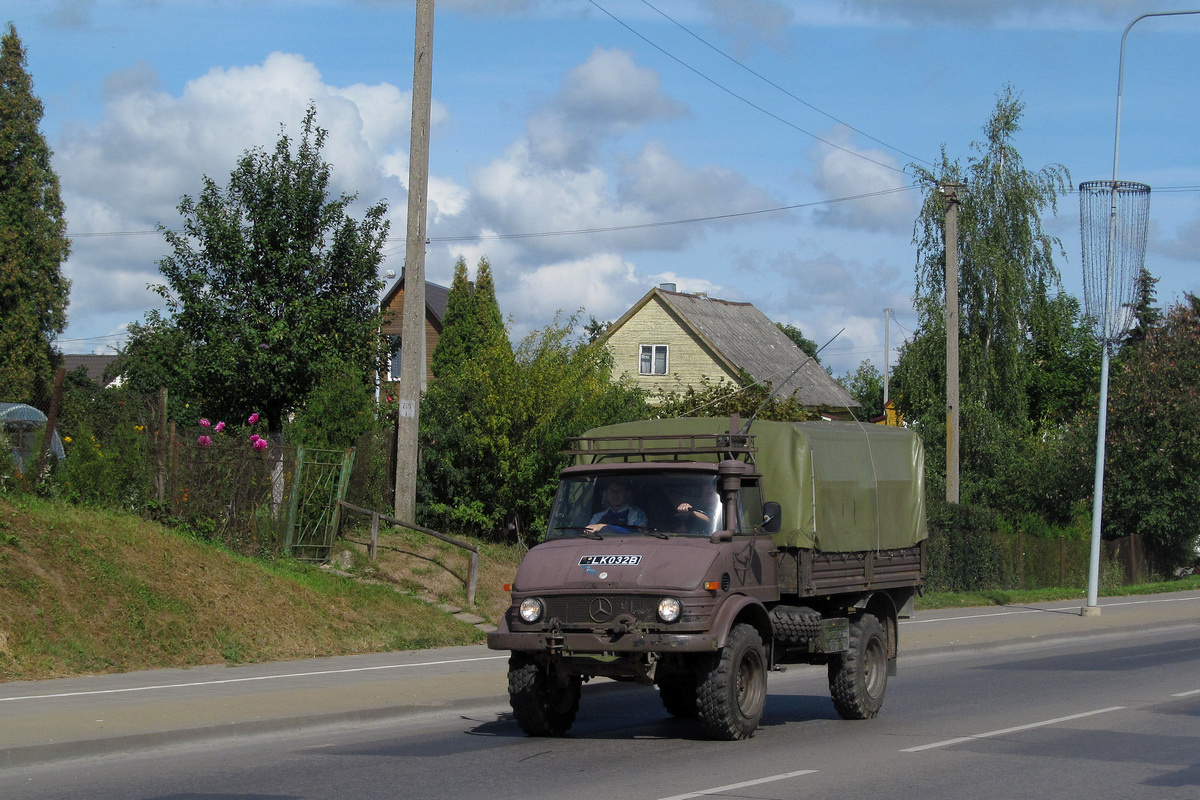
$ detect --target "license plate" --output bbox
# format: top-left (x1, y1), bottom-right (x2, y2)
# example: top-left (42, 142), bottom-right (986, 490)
top-left (579, 555), bottom-right (642, 566)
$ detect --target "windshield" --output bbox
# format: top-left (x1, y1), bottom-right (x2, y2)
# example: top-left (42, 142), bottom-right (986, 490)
top-left (546, 472), bottom-right (723, 539)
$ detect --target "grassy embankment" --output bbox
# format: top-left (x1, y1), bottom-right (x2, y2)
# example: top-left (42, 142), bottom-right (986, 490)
top-left (2, 495), bottom-right (1197, 682)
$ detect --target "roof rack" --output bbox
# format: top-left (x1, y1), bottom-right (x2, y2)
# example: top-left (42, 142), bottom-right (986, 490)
top-left (564, 432), bottom-right (756, 464)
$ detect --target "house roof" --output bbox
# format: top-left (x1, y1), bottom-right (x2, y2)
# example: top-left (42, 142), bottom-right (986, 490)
top-left (610, 287), bottom-right (859, 410)
top-left (380, 272), bottom-right (449, 323)
top-left (62, 354), bottom-right (118, 384)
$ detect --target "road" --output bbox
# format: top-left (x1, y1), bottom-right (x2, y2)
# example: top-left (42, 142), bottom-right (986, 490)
top-left (2, 592), bottom-right (1198, 799)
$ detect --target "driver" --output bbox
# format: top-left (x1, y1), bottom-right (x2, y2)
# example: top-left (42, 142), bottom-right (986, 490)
top-left (585, 481), bottom-right (647, 534)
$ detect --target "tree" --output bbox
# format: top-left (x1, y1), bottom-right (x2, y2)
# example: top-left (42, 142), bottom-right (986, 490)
top-left (839, 360), bottom-right (884, 420)
top-left (430, 257), bottom-right (477, 378)
top-left (776, 323), bottom-right (820, 363)
top-left (420, 312), bottom-right (646, 541)
top-left (584, 316), bottom-right (610, 343)
top-left (430, 256), bottom-right (511, 379)
top-left (1123, 266), bottom-right (1161, 348)
top-left (653, 372), bottom-right (818, 423)
top-left (1105, 295), bottom-right (1200, 571)
top-left (0, 23), bottom-right (70, 402)
top-left (151, 105), bottom-right (389, 438)
top-left (893, 87), bottom-right (1072, 509)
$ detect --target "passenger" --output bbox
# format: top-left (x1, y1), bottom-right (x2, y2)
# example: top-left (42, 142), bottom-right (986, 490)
top-left (585, 481), bottom-right (647, 534)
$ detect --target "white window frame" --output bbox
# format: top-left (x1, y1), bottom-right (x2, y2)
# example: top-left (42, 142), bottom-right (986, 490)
top-left (639, 344), bottom-right (669, 375)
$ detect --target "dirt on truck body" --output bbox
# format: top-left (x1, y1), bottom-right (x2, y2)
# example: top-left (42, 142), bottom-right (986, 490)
top-left (487, 416), bottom-right (927, 740)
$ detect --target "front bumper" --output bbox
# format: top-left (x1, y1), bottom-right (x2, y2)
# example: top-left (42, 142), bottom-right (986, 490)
top-left (486, 620), bottom-right (720, 654)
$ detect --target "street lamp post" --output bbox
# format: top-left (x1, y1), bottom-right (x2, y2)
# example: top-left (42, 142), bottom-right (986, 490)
top-left (1082, 10), bottom-right (1200, 616)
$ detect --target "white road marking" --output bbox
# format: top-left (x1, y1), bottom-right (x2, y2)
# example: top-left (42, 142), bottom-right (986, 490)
top-left (0, 655), bottom-right (509, 703)
top-left (900, 706), bottom-right (1126, 752)
top-left (903, 593), bottom-right (1200, 626)
top-left (655, 769), bottom-right (818, 800)
top-left (1172, 689), bottom-right (1200, 697)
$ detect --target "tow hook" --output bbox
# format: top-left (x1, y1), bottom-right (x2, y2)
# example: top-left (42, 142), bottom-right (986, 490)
top-left (546, 619), bottom-right (565, 655)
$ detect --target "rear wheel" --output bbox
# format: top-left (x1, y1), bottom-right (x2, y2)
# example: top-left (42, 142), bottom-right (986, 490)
top-left (828, 614), bottom-right (888, 720)
top-left (508, 654), bottom-right (581, 736)
top-left (697, 623), bottom-right (768, 740)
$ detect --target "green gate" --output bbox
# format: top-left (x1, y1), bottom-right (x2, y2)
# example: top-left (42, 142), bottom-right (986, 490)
top-left (285, 446), bottom-right (355, 561)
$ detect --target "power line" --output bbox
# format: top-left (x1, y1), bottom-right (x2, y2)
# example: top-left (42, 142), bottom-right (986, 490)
top-left (65, 186), bottom-right (918, 242)
top-left (427, 186), bottom-right (916, 243)
top-left (586, 0), bottom-right (911, 177)
top-left (637, 0), bottom-right (933, 169)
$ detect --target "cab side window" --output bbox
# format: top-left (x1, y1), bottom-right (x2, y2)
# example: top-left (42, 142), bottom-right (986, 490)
top-left (738, 484), bottom-right (764, 535)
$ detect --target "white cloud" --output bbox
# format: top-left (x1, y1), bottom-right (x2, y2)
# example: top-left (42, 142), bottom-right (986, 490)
top-left (526, 47), bottom-right (686, 169)
top-left (810, 126), bottom-right (917, 232)
top-left (55, 51), bottom-right (461, 346)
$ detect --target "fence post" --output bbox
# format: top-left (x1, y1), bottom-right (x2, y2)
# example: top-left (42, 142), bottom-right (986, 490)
top-left (467, 550), bottom-right (479, 606)
top-left (285, 445), bottom-right (305, 555)
top-left (155, 388), bottom-right (168, 505)
top-left (169, 421), bottom-right (178, 515)
top-left (369, 511), bottom-right (379, 560)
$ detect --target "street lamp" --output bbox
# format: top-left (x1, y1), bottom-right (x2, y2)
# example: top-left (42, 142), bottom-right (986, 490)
top-left (1080, 10), bottom-right (1200, 616)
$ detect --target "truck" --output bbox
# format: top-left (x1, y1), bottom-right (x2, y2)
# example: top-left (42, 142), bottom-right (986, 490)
top-left (486, 416), bottom-right (927, 740)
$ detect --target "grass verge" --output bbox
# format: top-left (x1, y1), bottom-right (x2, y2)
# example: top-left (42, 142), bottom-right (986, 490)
top-left (0, 495), bottom-right (487, 682)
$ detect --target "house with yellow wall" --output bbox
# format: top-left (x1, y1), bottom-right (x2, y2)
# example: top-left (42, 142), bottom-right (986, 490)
top-left (601, 285), bottom-right (860, 419)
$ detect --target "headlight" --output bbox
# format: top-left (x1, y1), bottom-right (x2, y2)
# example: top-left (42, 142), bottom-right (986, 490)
top-left (657, 597), bottom-right (682, 623)
top-left (518, 597), bottom-right (544, 623)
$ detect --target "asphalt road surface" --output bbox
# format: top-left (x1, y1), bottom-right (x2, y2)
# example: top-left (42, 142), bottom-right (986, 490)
top-left (3, 594), bottom-right (1198, 800)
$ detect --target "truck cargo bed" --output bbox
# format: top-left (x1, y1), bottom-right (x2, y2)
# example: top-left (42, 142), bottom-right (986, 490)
top-left (776, 543), bottom-right (924, 597)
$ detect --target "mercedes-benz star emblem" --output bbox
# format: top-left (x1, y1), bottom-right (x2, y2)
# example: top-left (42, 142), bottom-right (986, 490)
top-left (589, 597), bottom-right (613, 623)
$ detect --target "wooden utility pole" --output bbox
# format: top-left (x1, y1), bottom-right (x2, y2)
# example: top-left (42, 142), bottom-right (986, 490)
top-left (940, 183), bottom-right (963, 504)
top-left (394, 0), bottom-right (434, 523)
top-left (882, 307), bottom-right (892, 407)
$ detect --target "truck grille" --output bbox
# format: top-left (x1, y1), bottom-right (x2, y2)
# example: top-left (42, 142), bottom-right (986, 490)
top-left (544, 595), bottom-right (658, 626)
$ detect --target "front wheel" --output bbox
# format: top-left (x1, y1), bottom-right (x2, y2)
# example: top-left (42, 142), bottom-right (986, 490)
top-left (507, 654), bottom-right (581, 736)
top-left (828, 614), bottom-right (888, 720)
top-left (697, 623), bottom-right (768, 740)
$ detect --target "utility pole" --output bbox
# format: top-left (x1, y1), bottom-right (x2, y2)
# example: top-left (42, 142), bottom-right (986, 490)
top-left (940, 183), bottom-right (963, 504)
top-left (395, 0), bottom-right (434, 523)
top-left (882, 307), bottom-right (892, 407)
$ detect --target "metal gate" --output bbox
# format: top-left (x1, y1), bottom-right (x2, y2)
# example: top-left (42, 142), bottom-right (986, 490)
top-left (285, 446), bottom-right (355, 561)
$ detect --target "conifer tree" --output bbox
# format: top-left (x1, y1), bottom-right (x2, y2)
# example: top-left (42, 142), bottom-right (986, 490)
top-left (473, 257), bottom-right (509, 356)
top-left (0, 23), bottom-right (70, 401)
top-left (430, 257), bottom-right (477, 378)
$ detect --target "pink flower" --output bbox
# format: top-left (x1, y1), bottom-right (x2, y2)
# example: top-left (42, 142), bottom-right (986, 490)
top-left (247, 412), bottom-right (260, 425)
top-left (215, 421), bottom-right (226, 432)
top-left (249, 434), bottom-right (260, 443)
top-left (199, 418), bottom-right (211, 428)
top-left (253, 438), bottom-right (269, 452)
top-left (197, 435), bottom-right (212, 447)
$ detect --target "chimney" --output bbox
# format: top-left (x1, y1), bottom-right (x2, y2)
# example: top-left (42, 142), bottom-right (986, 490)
top-left (659, 282), bottom-right (677, 293)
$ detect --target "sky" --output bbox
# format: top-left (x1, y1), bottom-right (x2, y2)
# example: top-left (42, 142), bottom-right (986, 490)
top-left (6, 0), bottom-right (1200, 379)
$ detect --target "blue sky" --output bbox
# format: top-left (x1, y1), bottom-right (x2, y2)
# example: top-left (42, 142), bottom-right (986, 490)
top-left (7, 0), bottom-right (1200, 378)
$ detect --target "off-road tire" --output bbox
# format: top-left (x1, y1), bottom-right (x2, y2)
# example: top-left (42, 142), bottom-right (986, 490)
top-left (658, 671), bottom-right (699, 718)
top-left (769, 605), bottom-right (822, 645)
top-left (507, 654), bottom-right (581, 736)
top-left (828, 614), bottom-right (887, 720)
top-left (697, 623), bottom-right (768, 740)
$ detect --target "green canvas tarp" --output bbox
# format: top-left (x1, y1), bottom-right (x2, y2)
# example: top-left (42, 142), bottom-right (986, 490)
top-left (577, 417), bottom-right (927, 552)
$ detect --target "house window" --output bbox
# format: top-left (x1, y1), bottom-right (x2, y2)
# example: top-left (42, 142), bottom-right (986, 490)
top-left (387, 336), bottom-right (402, 381)
top-left (639, 344), bottom-right (669, 375)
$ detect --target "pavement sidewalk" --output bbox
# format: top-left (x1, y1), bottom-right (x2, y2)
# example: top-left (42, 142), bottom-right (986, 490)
top-left (2, 590), bottom-right (1198, 768)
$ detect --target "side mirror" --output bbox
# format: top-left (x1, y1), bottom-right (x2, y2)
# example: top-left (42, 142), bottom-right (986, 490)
top-left (761, 502), bottom-right (782, 534)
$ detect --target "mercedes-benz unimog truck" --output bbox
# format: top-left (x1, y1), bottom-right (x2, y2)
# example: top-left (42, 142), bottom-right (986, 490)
top-left (487, 416), bottom-right (927, 740)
